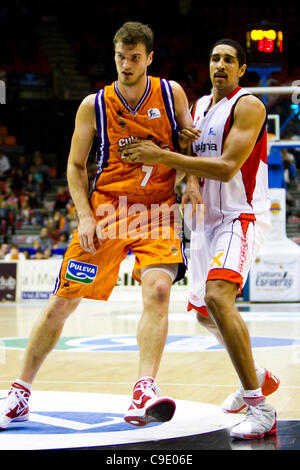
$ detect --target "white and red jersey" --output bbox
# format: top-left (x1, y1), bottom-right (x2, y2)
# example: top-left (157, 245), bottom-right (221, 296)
top-left (191, 86), bottom-right (270, 228)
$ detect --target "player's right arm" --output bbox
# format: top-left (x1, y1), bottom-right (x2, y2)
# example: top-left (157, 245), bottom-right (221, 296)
top-left (67, 94), bottom-right (98, 254)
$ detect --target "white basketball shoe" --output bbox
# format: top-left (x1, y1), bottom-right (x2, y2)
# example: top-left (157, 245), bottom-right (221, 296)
top-left (124, 377), bottom-right (176, 427)
top-left (0, 382), bottom-right (30, 430)
top-left (222, 369), bottom-right (280, 413)
top-left (230, 401), bottom-right (277, 440)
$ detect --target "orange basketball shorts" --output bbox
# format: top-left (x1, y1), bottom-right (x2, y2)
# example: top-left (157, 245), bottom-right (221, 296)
top-left (53, 191), bottom-right (187, 301)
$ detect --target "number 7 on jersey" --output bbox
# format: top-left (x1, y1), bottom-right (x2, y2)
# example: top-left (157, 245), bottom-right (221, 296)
top-left (140, 165), bottom-right (154, 187)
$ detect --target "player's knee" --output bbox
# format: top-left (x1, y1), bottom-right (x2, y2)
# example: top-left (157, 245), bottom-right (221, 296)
top-left (196, 312), bottom-right (211, 328)
top-left (204, 285), bottom-right (223, 315)
top-left (153, 279), bottom-right (171, 303)
top-left (44, 295), bottom-right (80, 324)
top-left (145, 278), bottom-right (171, 306)
top-left (205, 280), bottom-right (237, 323)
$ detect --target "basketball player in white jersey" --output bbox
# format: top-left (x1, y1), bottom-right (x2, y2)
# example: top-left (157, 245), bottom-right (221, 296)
top-left (121, 39), bottom-right (280, 440)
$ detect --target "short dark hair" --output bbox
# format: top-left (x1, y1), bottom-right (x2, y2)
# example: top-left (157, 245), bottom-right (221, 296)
top-left (210, 39), bottom-right (247, 67)
top-left (113, 22), bottom-right (154, 55)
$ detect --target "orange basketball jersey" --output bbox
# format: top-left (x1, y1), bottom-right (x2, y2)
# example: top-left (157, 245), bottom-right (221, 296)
top-left (93, 76), bottom-right (180, 204)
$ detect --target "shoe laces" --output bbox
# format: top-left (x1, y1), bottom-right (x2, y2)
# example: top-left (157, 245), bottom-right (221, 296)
top-left (134, 378), bottom-right (161, 399)
top-left (244, 404), bottom-right (264, 423)
top-left (3, 386), bottom-right (30, 413)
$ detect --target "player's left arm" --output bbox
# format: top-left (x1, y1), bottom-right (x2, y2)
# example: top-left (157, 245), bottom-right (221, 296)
top-left (170, 81), bottom-right (194, 131)
top-left (169, 81), bottom-right (200, 185)
top-left (169, 80), bottom-right (201, 153)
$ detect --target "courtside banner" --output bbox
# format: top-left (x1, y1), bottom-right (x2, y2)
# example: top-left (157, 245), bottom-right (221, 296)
top-left (249, 188), bottom-right (300, 302)
top-left (16, 258), bottom-right (140, 301)
top-left (250, 256), bottom-right (300, 302)
top-left (0, 262), bottom-right (17, 301)
top-left (17, 259), bottom-right (61, 300)
top-left (14, 256), bottom-right (189, 302)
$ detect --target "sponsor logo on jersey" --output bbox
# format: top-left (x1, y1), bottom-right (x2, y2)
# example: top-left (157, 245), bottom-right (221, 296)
top-left (210, 252), bottom-right (224, 268)
top-left (171, 246), bottom-right (179, 256)
top-left (119, 135), bottom-right (168, 150)
top-left (147, 108), bottom-right (161, 119)
top-left (194, 141), bottom-right (218, 153)
top-left (65, 260), bottom-right (98, 284)
top-left (118, 136), bottom-right (138, 148)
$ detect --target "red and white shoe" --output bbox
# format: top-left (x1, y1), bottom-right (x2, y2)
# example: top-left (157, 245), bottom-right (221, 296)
top-left (230, 402), bottom-right (277, 440)
top-left (0, 382), bottom-right (30, 430)
top-left (222, 369), bottom-right (280, 413)
top-left (124, 377), bottom-right (176, 427)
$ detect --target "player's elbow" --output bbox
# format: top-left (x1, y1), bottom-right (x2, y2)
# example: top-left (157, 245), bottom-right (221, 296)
top-left (67, 158), bottom-right (86, 174)
top-left (219, 161), bottom-right (237, 182)
top-left (222, 169), bottom-right (236, 183)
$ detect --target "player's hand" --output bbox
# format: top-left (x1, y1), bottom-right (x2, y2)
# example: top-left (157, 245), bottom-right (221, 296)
top-left (181, 188), bottom-right (205, 217)
top-left (178, 127), bottom-right (201, 152)
top-left (78, 214), bottom-right (98, 254)
top-left (181, 188), bottom-right (206, 232)
top-left (121, 139), bottom-right (162, 164)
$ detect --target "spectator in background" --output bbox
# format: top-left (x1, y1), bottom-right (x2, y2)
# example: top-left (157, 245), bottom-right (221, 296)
top-left (15, 155), bottom-right (30, 179)
top-left (46, 218), bottom-right (60, 243)
top-left (3, 186), bottom-right (18, 208)
top-left (54, 185), bottom-right (69, 211)
top-left (2, 186), bottom-right (18, 235)
top-left (0, 198), bottom-right (9, 237)
top-left (282, 148), bottom-right (298, 189)
top-left (66, 199), bottom-right (78, 234)
top-left (0, 242), bottom-right (9, 259)
top-left (0, 178), bottom-right (8, 195)
top-left (32, 151), bottom-right (49, 175)
top-left (53, 210), bottom-right (69, 233)
top-left (31, 152), bottom-right (51, 193)
top-left (32, 248), bottom-right (44, 260)
top-left (22, 250), bottom-right (30, 260)
top-left (32, 239), bottom-right (42, 252)
top-left (67, 210), bottom-right (78, 234)
top-left (22, 172), bottom-right (41, 208)
top-left (10, 156), bottom-right (30, 197)
top-left (43, 248), bottom-right (52, 259)
top-left (56, 231), bottom-right (69, 248)
top-left (0, 150), bottom-right (11, 180)
top-left (38, 227), bottom-right (53, 251)
top-left (10, 168), bottom-right (24, 197)
top-left (67, 198), bottom-right (76, 216)
top-left (19, 199), bottom-right (33, 226)
top-left (4, 244), bottom-right (25, 260)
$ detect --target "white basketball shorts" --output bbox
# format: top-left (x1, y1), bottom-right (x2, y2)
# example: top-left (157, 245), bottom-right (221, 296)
top-left (187, 213), bottom-right (271, 317)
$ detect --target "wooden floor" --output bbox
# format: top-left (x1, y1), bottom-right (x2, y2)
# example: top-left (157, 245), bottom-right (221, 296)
top-left (0, 293), bottom-right (299, 422)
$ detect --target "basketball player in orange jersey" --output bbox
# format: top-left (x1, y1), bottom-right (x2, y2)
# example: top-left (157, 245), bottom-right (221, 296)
top-left (0, 22), bottom-right (194, 430)
top-left (121, 39), bottom-right (280, 440)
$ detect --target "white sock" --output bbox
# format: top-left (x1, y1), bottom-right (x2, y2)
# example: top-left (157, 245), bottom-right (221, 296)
top-left (244, 387), bottom-right (263, 397)
top-left (243, 388), bottom-right (265, 406)
top-left (14, 379), bottom-right (32, 391)
top-left (254, 364), bottom-right (265, 376)
top-left (138, 376), bottom-right (155, 382)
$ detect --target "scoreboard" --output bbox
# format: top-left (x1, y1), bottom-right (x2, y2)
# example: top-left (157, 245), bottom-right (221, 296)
top-left (246, 22), bottom-right (283, 68)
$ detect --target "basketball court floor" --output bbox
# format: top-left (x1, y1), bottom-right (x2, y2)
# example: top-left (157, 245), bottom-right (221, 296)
top-left (0, 290), bottom-right (299, 454)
